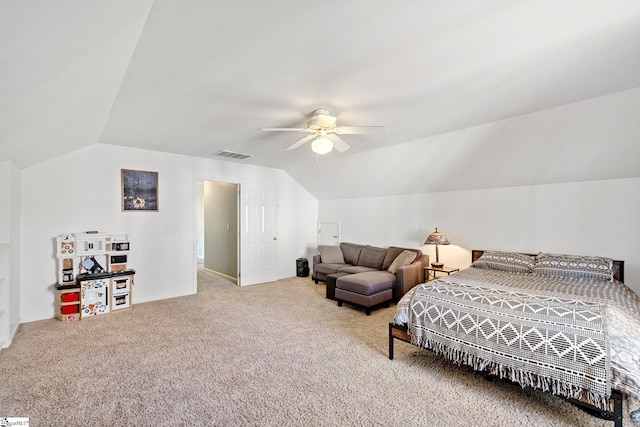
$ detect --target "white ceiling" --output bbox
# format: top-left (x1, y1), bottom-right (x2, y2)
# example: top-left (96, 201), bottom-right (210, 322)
top-left (2, 0), bottom-right (640, 199)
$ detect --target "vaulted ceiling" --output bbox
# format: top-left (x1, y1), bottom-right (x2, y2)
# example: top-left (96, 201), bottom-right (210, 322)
top-left (2, 1), bottom-right (640, 199)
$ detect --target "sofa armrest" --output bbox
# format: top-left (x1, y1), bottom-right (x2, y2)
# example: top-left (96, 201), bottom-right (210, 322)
top-left (312, 254), bottom-right (322, 268)
top-left (393, 254), bottom-right (428, 301)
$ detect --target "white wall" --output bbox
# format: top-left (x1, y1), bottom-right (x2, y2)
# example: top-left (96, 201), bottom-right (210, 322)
top-left (320, 177), bottom-right (640, 295)
top-left (20, 144), bottom-right (318, 322)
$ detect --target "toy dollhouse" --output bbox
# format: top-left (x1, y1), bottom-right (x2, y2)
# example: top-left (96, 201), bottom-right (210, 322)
top-left (55, 232), bottom-right (134, 321)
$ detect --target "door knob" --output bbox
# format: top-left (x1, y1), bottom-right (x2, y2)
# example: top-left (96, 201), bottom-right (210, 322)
top-left (273, 236), bottom-right (278, 240)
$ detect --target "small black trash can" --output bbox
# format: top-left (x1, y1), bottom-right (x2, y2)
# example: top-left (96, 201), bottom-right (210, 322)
top-left (296, 258), bottom-right (309, 277)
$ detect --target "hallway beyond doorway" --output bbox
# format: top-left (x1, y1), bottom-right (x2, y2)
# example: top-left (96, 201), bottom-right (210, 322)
top-left (197, 268), bottom-right (236, 292)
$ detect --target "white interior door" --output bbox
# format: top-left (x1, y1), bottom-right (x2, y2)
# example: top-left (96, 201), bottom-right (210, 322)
top-left (240, 186), bottom-right (278, 285)
top-left (318, 222), bottom-right (340, 246)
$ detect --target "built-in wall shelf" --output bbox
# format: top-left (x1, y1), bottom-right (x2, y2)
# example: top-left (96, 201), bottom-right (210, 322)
top-left (0, 244), bottom-right (8, 283)
top-left (0, 243), bottom-right (9, 349)
top-left (0, 159), bottom-right (16, 350)
top-left (0, 243), bottom-right (6, 282)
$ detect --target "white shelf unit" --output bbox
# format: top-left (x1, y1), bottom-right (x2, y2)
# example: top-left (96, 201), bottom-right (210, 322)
top-left (0, 243), bottom-right (9, 349)
top-left (56, 233), bottom-right (133, 321)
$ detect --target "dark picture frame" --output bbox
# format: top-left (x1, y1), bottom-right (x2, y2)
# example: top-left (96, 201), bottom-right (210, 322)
top-left (121, 169), bottom-right (159, 211)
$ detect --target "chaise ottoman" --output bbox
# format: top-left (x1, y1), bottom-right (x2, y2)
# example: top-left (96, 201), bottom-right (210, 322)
top-left (334, 271), bottom-right (395, 315)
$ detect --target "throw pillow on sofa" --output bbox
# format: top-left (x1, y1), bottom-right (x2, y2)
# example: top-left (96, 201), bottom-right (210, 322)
top-left (357, 246), bottom-right (388, 270)
top-left (340, 243), bottom-right (363, 265)
top-left (318, 245), bottom-right (345, 264)
top-left (388, 250), bottom-right (417, 274)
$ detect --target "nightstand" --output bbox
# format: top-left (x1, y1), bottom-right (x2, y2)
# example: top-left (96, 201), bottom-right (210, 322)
top-left (424, 266), bottom-right (459, 281)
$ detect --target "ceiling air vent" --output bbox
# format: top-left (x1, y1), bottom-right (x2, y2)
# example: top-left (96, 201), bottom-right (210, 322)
top-left (212, 150), bottom-right (253, 160)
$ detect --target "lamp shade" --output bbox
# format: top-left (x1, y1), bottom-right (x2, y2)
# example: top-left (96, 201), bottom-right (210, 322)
top-left (424, 227), bottom-right (449, 268)
top-left (424, 228), bottom-right (450, 246)
top-left (311, 137), bottom-right (333, 155)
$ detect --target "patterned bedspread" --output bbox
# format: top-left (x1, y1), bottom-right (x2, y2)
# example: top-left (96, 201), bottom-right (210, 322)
top-left (394, 267), bottom-right (640, 408)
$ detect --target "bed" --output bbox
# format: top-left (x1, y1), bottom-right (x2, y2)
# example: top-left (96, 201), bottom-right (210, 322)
top-left (389, 250), bottom-right (640, 427)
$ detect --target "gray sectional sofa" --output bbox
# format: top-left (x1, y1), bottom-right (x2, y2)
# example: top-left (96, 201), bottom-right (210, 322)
top-left (312, 242), bottom-right (428, 314)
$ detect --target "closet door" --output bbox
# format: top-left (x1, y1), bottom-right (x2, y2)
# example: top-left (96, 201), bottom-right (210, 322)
top-left (318, 222), bottom-right (340, 246)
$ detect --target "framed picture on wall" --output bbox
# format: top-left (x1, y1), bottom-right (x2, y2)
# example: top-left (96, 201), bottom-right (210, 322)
top-left (121, 169), bottom-right (159, 211)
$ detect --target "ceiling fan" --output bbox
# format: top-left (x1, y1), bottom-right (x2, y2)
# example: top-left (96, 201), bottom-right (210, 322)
top-left (259, 109), bottom-right (385, 155)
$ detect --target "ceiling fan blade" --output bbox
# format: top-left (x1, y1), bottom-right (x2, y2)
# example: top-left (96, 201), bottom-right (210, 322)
top-left (259, 127), bottom-right (309, 132)
top-left (285, 134), bottom-right (315, 151)
top-left (329, 134), bottom-right (351, 153)
top-left (334, 126), bottom-right (386, 135)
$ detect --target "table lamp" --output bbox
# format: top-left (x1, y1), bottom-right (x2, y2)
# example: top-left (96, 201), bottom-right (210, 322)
top-left (424, 227), bottom-right (450, 268)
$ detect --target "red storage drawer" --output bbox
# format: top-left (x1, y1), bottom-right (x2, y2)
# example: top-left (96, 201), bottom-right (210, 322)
top-left (61, 292), bottom-right (80, 303)
top-left (61, 304), bottom-right (79, 315)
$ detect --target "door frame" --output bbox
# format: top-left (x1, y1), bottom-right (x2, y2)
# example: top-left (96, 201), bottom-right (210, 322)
top-left (194, 179), bottom-right (279, 289)
top-left (195, 178), bottom-right (241, 290)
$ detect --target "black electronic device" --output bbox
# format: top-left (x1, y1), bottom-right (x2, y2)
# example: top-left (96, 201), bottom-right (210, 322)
top-left (296, 258), bottom-right (309, 277)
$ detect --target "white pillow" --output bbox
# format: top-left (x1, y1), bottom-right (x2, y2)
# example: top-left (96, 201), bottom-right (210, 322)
top-left (388, 250), bottom-right (417, 274)
top-left (318, 245), bottom-right (345, 264)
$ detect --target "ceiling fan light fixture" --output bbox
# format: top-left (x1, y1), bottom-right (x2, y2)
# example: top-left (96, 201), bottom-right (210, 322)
top-left (311, 136), bottom-right (333, 155)
top-left (262, 109), bottom-right (383, 154)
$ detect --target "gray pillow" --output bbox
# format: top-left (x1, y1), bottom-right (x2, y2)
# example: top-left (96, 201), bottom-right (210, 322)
top-left (318, 245), bottom-right (345, 264)
top-left (340, 242), bottom-right (363, 265)
top-left (472, 251), bottom-right (535, 274)
top-left (388, 250), bottom-right (417, 274)
top-left (533, 253), bottom-right (613, 281)
top-left (357, 246), bottom-right (387, 269)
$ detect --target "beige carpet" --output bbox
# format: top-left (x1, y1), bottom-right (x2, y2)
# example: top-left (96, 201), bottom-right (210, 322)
top-left (197, 268), bottom-right (236, 292)
top-left (0, 277), bottom-right (627, 426)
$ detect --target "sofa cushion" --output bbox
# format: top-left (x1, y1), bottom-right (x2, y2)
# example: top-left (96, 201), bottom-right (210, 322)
top-left (340, 242), bottom-right (363, 266)
top-left (314, 263), bottom-right (348, 275)
top-left (388, 250), bottom-right (418, 274)
top-left (357, 246), bottom-right (387, 270)
top-left (337, 265), bottom-right (379, 274)
top-left (383, 247), bottom-right (421, 270)
top-left (336, 271), bottom-right (396, 296)
top-left (318, 245), bottom-right (344, 264)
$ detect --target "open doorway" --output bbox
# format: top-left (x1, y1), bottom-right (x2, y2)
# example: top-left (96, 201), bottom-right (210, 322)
top-left (196, 180), bottom-right (239, 291)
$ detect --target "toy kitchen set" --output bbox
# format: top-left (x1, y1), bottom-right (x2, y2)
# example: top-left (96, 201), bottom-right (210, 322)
top-left (55, 232), bottom-right (135, 321)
